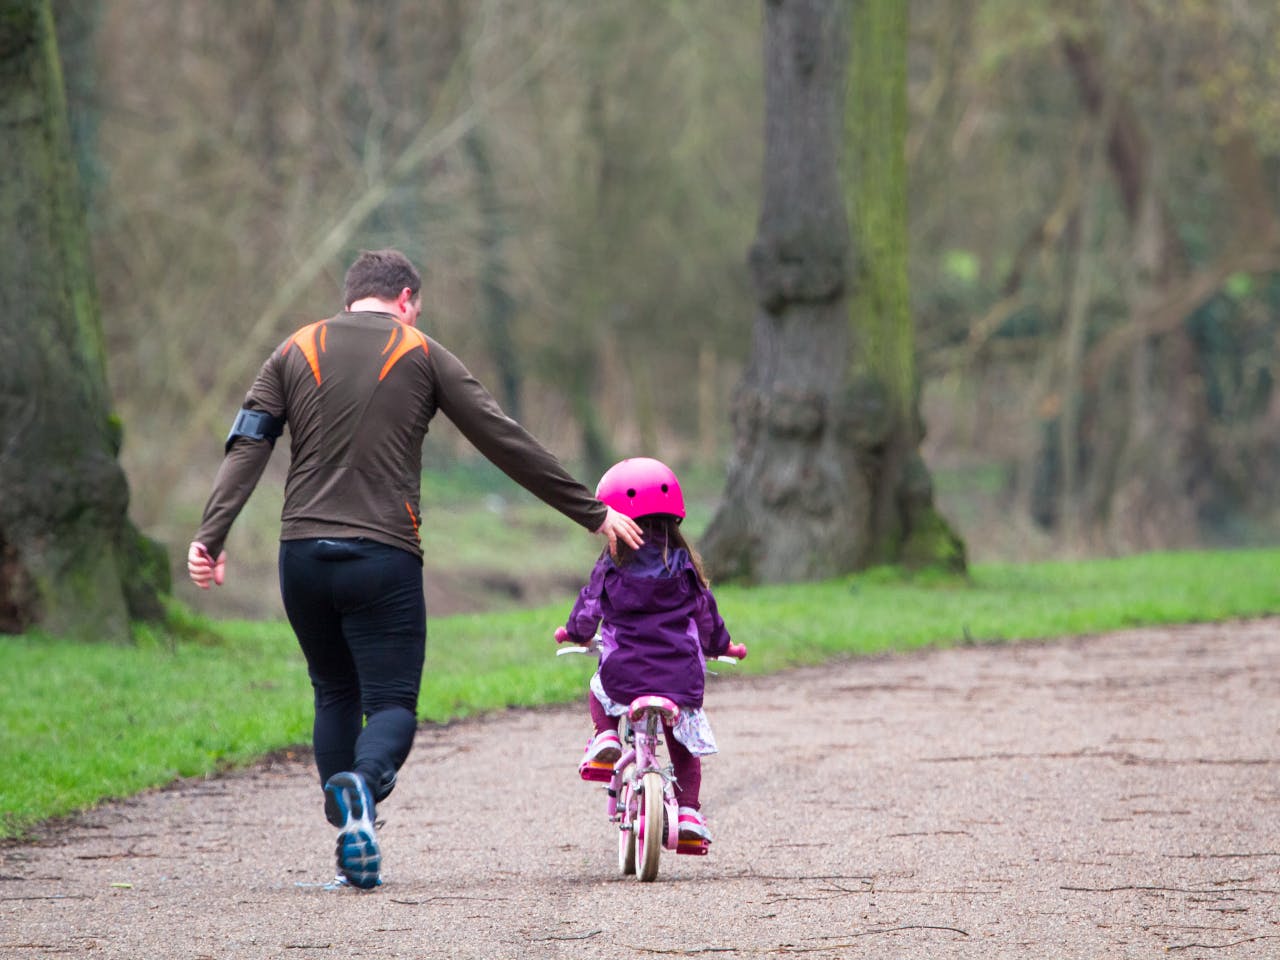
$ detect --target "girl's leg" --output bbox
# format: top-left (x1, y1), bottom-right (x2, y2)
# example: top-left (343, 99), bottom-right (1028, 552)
top-left (589, 689), bottom-right (615, 736)
top-left (581, 687), bottom-right (622, 773)
top-left (666, 725), bottom-right (702, 809)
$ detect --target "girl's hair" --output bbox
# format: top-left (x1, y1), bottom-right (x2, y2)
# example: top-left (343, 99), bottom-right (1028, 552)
top-left (609, 514), bottom-right (710, 587)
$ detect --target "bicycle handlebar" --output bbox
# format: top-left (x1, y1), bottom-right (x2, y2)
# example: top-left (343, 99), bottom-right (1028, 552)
top-left (554, 634), bottom-right (746, 663)
top-left (555, 643), bottom-right (598, 656)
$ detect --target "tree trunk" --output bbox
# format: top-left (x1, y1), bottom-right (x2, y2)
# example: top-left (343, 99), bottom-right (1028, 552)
top-left (1057, 101), bottom-right (1110, 547)
top-left (50, 0), bottom-right (101, 207)
top-left (702, 0), bottom-right (963, 583)
top-left (0, 0), bottom-right (167, 639)
top-left (555, 76), bottom-right (618, 480)
top-left (464, 125), bottom-right (523, 420)
top-left (844, 0), bottom-right (963, 570)
top-left (697, 344), bottom-right (718, 463)
top-left (1062, 34), bottom-right (1211, 547)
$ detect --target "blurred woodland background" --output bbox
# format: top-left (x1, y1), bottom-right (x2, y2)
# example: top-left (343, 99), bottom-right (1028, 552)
top-left (47, 0), bottom-right (1280, 617)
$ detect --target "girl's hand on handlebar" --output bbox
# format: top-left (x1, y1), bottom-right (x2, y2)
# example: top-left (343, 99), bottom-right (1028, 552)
top-left (726, 642), bottom-right (748, 660)
top-left (554, 628), bottom-right (599, 656)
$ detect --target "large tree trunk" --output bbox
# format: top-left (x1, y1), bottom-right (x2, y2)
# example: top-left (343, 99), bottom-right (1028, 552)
top-left (0, 0), bottom-right (167, 639)
top-left (1061, 35), bottom-right (1212, 548)
top-left (844, 0), bottom-right (963, 570)
top-left (702, 0), bottom-right (963, 583)
top-left (464, 125), bottom-right (523, 421)
top-left (50, 0), bottom-right (100, 206)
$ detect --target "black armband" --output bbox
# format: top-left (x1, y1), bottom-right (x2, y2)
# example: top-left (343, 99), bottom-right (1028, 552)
top-left (225, 408), bottom-right (285, 453)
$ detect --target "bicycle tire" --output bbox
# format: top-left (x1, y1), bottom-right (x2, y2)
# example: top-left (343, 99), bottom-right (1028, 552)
top-left (617, 767), bottom-right (637, 875)
top-left (637, 770), bottom-right (664, 881)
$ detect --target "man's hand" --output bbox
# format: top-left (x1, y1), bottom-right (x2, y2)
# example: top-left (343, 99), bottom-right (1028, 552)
top-left (594, 505), bottom-right (643, 557)
top-left (187, 541), bottom-right (227, 589)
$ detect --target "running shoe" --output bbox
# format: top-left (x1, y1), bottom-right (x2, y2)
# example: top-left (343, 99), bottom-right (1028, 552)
top-left (324, 772), bottom-right (382, 889)
top-left (583, 730), bottom-right (622, 764)
top-left (578, 730), bottom-right (622, 781)
top-left (678, 806), bottom-right (711, 842)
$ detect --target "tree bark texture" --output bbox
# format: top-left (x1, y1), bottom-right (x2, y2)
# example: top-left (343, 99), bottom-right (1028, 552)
top-left (464, 125), bottom-right (523, 421)
top-left (0, 0), bottom-right (167, 639)
top-left (1059, 34), bottom-right (1215, 548)
top-left (844, 0), bottom-right (963, 570)
top-left (702, 0), bottom-right (963, 583)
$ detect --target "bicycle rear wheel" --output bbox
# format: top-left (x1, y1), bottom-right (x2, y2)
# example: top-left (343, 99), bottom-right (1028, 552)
top-left (637, 770), bottom-right (664, 881)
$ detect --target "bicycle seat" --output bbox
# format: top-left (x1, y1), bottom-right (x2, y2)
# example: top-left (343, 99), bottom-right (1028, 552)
top-left (628, 695), bottom-right (680, 723)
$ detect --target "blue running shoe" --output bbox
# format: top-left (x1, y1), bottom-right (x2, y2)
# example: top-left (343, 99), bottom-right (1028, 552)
top-left (323, 772), bottom-right (382, 889)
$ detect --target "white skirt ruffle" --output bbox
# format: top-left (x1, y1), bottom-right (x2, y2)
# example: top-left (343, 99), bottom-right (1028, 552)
top-left (590, 672), bottom-right (718, 757)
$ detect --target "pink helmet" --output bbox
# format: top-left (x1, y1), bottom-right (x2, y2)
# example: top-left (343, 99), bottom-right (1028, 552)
top-left (596, 457), bottom-right (685, 521)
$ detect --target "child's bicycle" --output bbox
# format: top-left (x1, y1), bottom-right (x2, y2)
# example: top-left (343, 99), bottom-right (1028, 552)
top-left (556, 634), bottom-right (744, 882)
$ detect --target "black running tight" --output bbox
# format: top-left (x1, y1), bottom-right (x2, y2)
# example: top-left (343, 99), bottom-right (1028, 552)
top-left (279, 538), bottom-right (425, 805)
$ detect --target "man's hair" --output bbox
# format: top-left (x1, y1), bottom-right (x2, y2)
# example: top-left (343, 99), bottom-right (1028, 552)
top-left (343, 249), bottom-right (421, 307)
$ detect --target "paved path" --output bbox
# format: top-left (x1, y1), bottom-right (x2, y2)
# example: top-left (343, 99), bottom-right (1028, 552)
top-left (3, 620), bottom-right (1278, 959)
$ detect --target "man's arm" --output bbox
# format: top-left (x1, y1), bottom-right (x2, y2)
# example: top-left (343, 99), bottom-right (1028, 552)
top-left (430, 341), bottom-right (640, 549)
top-left (192, 437), bottom-right (275, 561)
top-left (189, 354), bottom-right (287, 586)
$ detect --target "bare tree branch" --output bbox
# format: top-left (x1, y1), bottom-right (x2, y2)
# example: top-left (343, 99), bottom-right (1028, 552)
top-left (184, 16), bottom-right (571, 442)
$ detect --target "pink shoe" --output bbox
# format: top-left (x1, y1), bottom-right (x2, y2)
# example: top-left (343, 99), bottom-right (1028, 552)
top-left (678, 806), bottom-right (711, 842)
top-left (578, 730), bottom-right (621, 781)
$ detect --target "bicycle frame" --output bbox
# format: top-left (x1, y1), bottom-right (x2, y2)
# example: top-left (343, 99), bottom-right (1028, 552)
top-left (559, 642), bottom-right (734, 881)
top-left (613, 694), bottom-right (700, 880)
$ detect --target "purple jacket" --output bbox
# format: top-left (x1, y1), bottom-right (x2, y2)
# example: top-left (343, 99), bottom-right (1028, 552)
top-left (562, 542), bottom-right (732, 709)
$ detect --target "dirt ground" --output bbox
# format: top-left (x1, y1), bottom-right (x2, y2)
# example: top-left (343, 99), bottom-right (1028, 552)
top-left (3, 619), bottom-right (1278, 960)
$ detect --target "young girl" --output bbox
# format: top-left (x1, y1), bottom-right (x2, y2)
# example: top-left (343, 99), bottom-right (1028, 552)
top-left (555, 457), bottom-right (746, 844)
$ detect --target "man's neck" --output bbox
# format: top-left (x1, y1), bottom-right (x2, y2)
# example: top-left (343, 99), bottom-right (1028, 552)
top-left (347, 296), bottom-right (398, 315)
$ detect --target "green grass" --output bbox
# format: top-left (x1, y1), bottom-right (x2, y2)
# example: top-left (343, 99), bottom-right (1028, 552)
top-left (1, 548), bottom-right (1277, 839)
top-left (414, 457), bottom-right (720, 573)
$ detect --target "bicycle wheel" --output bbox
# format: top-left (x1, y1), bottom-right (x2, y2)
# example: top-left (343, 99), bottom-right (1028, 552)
top-left (617, 767), bottom-right (636, 875)
top-left (636, 770), bottom-right (664, 881)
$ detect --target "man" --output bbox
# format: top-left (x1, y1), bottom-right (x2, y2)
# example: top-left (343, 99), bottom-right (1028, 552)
top-left (187, 249), bottom-right (641, 889)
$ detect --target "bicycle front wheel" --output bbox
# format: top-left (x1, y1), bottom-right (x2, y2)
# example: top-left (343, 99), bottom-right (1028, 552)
top-left (637, 770), bottom-right (664, 882)
top-left (617, 765), bottom-right (637, 875)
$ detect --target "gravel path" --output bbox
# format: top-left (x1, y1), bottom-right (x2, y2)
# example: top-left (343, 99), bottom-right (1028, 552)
top-left (3, 620), bottom-right (1278, 959)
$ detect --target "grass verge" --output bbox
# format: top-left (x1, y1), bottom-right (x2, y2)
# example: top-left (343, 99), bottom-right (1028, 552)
top-left (2, 548), bottom-right (1276, 840)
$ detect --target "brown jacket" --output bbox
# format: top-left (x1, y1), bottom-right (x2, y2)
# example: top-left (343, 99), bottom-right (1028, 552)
top-left (196, 311), bottom-right (606, 559)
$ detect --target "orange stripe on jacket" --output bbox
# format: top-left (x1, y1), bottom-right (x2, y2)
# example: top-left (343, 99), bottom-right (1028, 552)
top-left (379, 326), bottom-right (430, 381)
top-left (283, 320), bottom-right (327, 385)
top-left (404, 501), bottom-right (420, 541)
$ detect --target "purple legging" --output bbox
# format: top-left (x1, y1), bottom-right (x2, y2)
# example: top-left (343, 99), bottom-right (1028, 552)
top-left (590, 692), bottom-right (701, 809)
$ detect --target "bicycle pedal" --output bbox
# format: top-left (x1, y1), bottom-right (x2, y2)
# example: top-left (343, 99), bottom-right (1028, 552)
top-left (578, 761), bottom-right (613, 783)
top-left (677, 838), bottom-right (710, 856)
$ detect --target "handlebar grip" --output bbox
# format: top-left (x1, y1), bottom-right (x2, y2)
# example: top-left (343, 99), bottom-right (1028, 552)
top-left (556, 645), bottom-right (594, 656)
